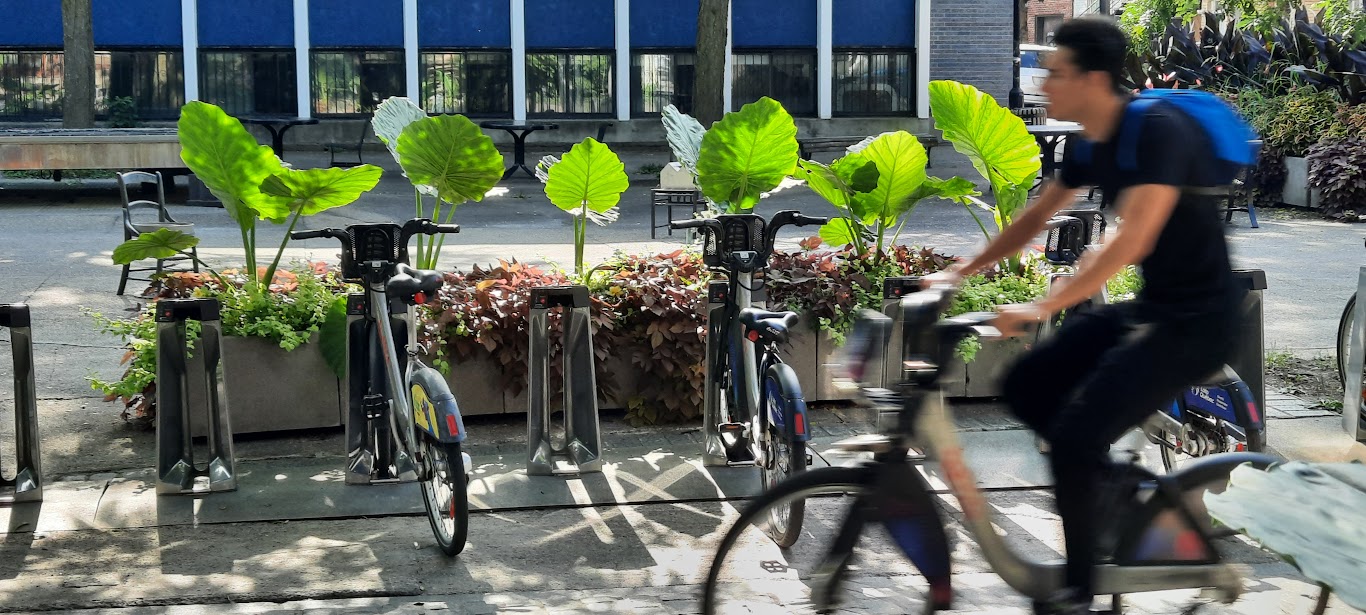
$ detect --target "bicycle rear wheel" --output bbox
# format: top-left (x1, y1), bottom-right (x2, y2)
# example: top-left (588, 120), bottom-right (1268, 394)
top-left (420, 438), bottom-right (468, 556)
top-left (1338, 293), bottom-right (1361, 399)
top-left (703, 466), bottom-right (937, 615)
top-left (761, 368), bottom-right (807, 548)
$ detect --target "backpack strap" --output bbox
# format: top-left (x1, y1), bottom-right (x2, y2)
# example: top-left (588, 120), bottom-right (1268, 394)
top-left (1116, 97), bottom-right (1158, 171)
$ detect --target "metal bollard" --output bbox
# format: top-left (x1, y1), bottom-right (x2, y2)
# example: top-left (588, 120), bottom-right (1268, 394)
top-left (155, 298), bottom-right (236, 494)
top-left (341, 292), bottom-right (415, 484)
top-left (701, 280), bottom-right (731, 466)
top-left (878, 277), bottom-right (922, 390)
top-left (1343, 268), bottom-right (1366, 442)
top-left (1, 304), bottom-right (41, 504)
top-left (527, 286), bottom-right (603, 475)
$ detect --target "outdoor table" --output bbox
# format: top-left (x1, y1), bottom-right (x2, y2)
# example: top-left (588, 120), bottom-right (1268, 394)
top-left (1205, 460), bottom-right (1366, 615)
top-left (1027, 121), bottom-right (1083, 182)
top-left (238, 115), bottom-right (321, 159)
top-left (479, 121), bottom-right (559, 179)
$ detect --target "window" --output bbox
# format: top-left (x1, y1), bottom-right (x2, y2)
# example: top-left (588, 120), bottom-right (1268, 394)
top-left (419, 50), bottom-right (512, 116)
top-left (526, 52), bottom-right (613, 117)
top-left (731, 50), bottom-right (816, 116)
top-left (0, 51), bottom-right (64, 119)
top-left (833, 50), bottom-right (914, 116)
top-left (96, 50), bottom-right (185, 119)
top-left (631, 51), bottom-right (694, 116)
top-left (1036, 15), bottom-right (1065, 45)
top-left (199, 50), bottom-right (297, 116)
top-left (311, 50), bottom-right (404, 116)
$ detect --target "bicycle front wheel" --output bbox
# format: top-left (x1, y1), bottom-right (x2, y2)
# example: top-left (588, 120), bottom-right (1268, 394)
top-left (702, 465), bottom-right (937, 615)
top-left (761, 367), bottom-right (808, 548)
top-left (420, 438), bottom-right (469, 556)
top-left (1338, 292), bottom-right (1359, 394)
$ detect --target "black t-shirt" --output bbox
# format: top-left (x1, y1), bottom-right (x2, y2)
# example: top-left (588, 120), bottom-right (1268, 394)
top-left (1059, 101), bottom-right (1240, 320)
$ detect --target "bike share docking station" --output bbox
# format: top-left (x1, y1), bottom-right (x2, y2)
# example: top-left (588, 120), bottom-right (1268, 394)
top-left (527, 286), bottom-right (603, 476)
top-left (154, 298), bottom-right (237, 495)
top-left (1, 304), bottom-right (41, 504)
top-left (1339, 267), bottom-right (1366, 442)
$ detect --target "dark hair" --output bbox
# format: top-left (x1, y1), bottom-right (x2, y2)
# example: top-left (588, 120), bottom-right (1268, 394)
top-left (1051, 17), bottom-right (1129, 90)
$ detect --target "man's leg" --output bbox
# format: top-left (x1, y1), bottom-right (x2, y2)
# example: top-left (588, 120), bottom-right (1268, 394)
top-left (1001, 305), bottom-right (1130, 433)
top-left (1045, 316), bottom-right (1235, 600)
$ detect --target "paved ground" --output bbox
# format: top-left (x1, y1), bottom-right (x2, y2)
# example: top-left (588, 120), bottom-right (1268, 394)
top-left (1, 143), bottom-right (1365, 613)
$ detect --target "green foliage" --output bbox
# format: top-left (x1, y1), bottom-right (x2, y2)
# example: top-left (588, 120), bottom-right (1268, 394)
top-left (943, 258), bottom-right (1052, 362)
top-left (1307, 137), bottom-right (1366, 219)
top-left (662, 104), bottom-right (706, 175)
top-left (1260, 87), bottom-right (1344, 157)
top-left (537, 138), bottom-right (630, 279)
top-left (1118, 0), bottom-right (1202, 54)
top-left (1106, 264), bottom-right (1145, 302)
top-left (695, 97), bottom-right (800, 212)
top-left (86, 308), bottom-right (197, 425)
top-left (1319, 0), bottom-right (1366, 42)
top-left (112, 228), bottom-right (200, 265)
top-left (108, 96), bottom-right (138, 128)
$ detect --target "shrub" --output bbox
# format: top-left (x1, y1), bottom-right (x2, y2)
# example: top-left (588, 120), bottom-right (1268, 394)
top-left (1307, 137), bottom-right (1366, 219)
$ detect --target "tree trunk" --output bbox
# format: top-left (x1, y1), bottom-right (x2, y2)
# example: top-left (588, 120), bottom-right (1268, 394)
top-left (694, 0), bottom-right (729, 127)
top-left (61, 0), bottom-right (95, 128)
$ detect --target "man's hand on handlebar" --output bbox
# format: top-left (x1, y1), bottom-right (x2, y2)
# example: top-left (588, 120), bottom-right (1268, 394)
top-left (920, 264), bottom-right (968, 289)
top-left (994, 303), bottom-right (1048, 338)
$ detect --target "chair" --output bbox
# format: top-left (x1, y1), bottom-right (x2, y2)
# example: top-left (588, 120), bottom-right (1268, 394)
top-left (117, 171), bottom-right (199, 296)
top-left (325, 116), bottom-right (372, 168)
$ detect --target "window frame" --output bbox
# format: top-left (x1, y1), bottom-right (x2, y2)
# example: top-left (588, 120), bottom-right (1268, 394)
top-left (630, 48), bottom-right (696, 118)
top-left (198, 47), bottom-right (298, 117)
top-left (0, 49), bottom-right (66, 120)
top-left (831, 47), bottom-right (917, 118)
top-left (309, 48), bottom-right (406, 118)
top-left (524, 48), bottom-right (616, 119)
top-left (730, 47), bottom-right (818, 118)
top-left (418, 48), bottom-right (514, 118)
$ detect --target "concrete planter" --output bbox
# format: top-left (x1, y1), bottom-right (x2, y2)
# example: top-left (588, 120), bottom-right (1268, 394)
top-left (1282, 156), bottom-right (1324, 208)
top-left (939, 333), bottom-right (1036, 399)
top-left (189, 333), bottom-right (345, 436)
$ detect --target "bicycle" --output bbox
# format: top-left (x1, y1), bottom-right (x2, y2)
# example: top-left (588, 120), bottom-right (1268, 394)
top-left (668, 210), bottom-right (828, 548)
top-left (290, 218), bottom-right (471, 556)
top-left (1335, 238), bottom-right (1366, 432)
top-left (1039, 212), bottom-right (1266, 473)
top-left (700, 287), bottom-right (1277, 614)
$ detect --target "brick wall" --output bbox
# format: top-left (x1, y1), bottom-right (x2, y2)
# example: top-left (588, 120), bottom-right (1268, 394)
top-left (930, 0), bottom-right (1013, 104)
top-left (1025, 0), bottom-right (1074, 44)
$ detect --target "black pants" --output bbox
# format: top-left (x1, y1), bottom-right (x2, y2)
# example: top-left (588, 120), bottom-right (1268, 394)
top-left (1001, 301), bottom-right (1237, 597)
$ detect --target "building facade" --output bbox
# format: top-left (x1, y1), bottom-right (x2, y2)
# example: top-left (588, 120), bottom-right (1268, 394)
top-left (0, 0), bottom-right (1010, 135)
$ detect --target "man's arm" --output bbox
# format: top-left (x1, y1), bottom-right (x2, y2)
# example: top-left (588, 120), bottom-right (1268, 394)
top-left (1035, 184), bottom-right (1179, 313)
top-left (950, 179), bottom-right (1079, 278)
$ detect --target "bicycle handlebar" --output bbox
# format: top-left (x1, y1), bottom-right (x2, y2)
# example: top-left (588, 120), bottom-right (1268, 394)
top-left (290, 228), bottom-right (344, 241)
top-left (669, 218), bottom-right (721, 232)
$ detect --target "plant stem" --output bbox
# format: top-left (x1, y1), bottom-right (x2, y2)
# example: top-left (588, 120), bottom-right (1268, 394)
top-left (575, 206), bottom-right (587, 280)
top-left (414, 188), bottom-right (425, 267)
top-left (429, 201), bottom-right (461, 271)
top-left (426, 199), bottom-right (445, 268)
top-left (261, 208), bottom-right (304, 291)
top-left (962, 203), bottom-right (994, 242)
top-left (874, 218), bottom-right (886, 265)
top-left (240, 225), bottom-right (257, 285)
top-left (889, 218), bottom-right (908, 250)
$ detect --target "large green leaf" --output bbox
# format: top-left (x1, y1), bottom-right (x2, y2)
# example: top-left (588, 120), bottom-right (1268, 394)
top-left (912, 176), bottom-right (981, 204)
top-left (112, 228), bottom-right (199, 265)
top-left (818, 218), bottom-right (864, 247)
top-left (796, 159), bottom-right (851, 209)
top-left (260, 164), bottom-right (384, 217)
top-left (831, 153), bottom-right (880, 194)
top-left (177, 101), bottom-right (286, 227)
top-left (849, 131), bottom-right (929, 224)
top-left (1205, 461), bottom-right (1366, 612)
top-left (543, 138), bottom-right (629, 224)
top-left (662, 104), bottom-right (706, 173)
top-left (371, 97), bottom-right (434, 196)
top-left (319, 295), bottom-right (349, 380)
top-left (695, 97), bottom-right (799, 212)
top-left (396, 114), bottom-right (505, 205)
top-left (928, 80), bottom-right (1040, 190)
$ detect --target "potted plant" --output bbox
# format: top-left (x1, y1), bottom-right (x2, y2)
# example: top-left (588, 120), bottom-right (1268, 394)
top-left (96, 101), bottom-right (383, 434)
top-left (1257, 87), bottom-right (1342, 207)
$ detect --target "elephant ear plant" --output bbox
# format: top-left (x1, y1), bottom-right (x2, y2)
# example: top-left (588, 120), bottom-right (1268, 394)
top-left (372, 96), bottom-right (505, 269)
top-left (535, 138), bottom-right (630, 280)
top-left (928, 80), bottom-right (1041, 275)
top-left (679, 97), bottom-right (800, 213)
top-left (109, 100), bottom-right (383, 378)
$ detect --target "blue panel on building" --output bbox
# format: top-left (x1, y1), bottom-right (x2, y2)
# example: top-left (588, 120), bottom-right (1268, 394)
top-left (311, 0), bottom-right (404, 47)
top-left (833, 0), bottom-right (915, 47)
top-left (733, 0), bottom-right (816, 47)
top-left (524, 0), bottom-right (613, 48)
top-left (419, 0), bottom-right (510, 48)
top-left (630, 0), bottom-right (698, 48)
top-left (199, 0), bottom-right (294, 47)
top-left (94, 0), bottom-right (183, 46)
top-left (0, 1), bottom-right (62, 47)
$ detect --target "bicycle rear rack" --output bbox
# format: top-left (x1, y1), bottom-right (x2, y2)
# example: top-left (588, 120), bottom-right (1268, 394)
top-left (154, 298), bottom-right (236, 495)
top-left (527, 286), bottom-right (602, 475)
top-left (1, 304), bottom-right (41, 504)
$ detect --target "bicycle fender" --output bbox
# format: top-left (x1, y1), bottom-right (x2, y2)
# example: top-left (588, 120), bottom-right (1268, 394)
top-left (410, 366), bottom-right (467, 444)
top-left (870, 463), bottom-right (954, 610)
top-left (764, 363), bottom-right (811, 442)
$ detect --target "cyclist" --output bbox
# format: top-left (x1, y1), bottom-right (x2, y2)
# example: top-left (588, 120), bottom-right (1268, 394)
top-left (923, 17), bottom-right (1243, 614)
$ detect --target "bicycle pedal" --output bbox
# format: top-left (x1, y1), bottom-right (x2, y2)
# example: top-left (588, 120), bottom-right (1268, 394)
top-left (362, 393), bottom-right (387, 420)
top-left (717, 423), bottom-right (755, 463)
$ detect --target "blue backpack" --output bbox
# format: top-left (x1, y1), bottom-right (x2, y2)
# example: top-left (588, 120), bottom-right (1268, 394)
top-left (1073, 89), bottom-right (1260, 185)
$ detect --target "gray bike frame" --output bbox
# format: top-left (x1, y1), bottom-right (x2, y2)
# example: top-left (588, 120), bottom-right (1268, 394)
top-left (356, 278), bottom-right (421, 482)
top-left (702, 270), bottom-right (763, 466)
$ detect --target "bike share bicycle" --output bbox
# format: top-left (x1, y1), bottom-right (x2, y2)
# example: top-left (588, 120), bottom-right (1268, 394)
top-left (1335, 238), bottom-right (1366, 434)
top-left (1039, 212), bottom-right (1266, 473)
top-left (291, 218), bottom-right (471, 556)
top-left (669, 210), bottom-right (827, 547)
top-left (701, 286), bottom-right (1277, 614)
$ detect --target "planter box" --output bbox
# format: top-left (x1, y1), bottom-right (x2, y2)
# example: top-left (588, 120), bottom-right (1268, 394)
top-left (939, 333), bottom-right (1036, 399)
top-left (778, 312), bottom-right (820, 401)
top-left (441, 350), bottom-right (507, 417)
top-left (1282, 156), bottom-right (1324, 208)
top-left (188, 333), bottom-right (345, 436)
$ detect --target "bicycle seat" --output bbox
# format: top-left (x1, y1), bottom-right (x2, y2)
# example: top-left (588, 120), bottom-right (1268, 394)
top-left (739, 308), bottom-right (799, 344)
top-left (1194, 364), bottom-right (1241, 388)
top-left (388, 264), bottom-right (444, 304)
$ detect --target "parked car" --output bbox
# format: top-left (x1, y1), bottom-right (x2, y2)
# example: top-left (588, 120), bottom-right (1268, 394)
top-left (1020, 44), bottom-right (1054, 107)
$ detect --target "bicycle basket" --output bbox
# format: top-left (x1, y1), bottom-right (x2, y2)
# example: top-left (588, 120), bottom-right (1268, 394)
top-left (701, 214), bottom-right (767, 269)
top-left (339, 223), bottom-right (407, 280)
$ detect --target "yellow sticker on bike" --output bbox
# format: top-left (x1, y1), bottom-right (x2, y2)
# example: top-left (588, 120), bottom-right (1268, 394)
top-left (412, 384), bottom-right (438, 436)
